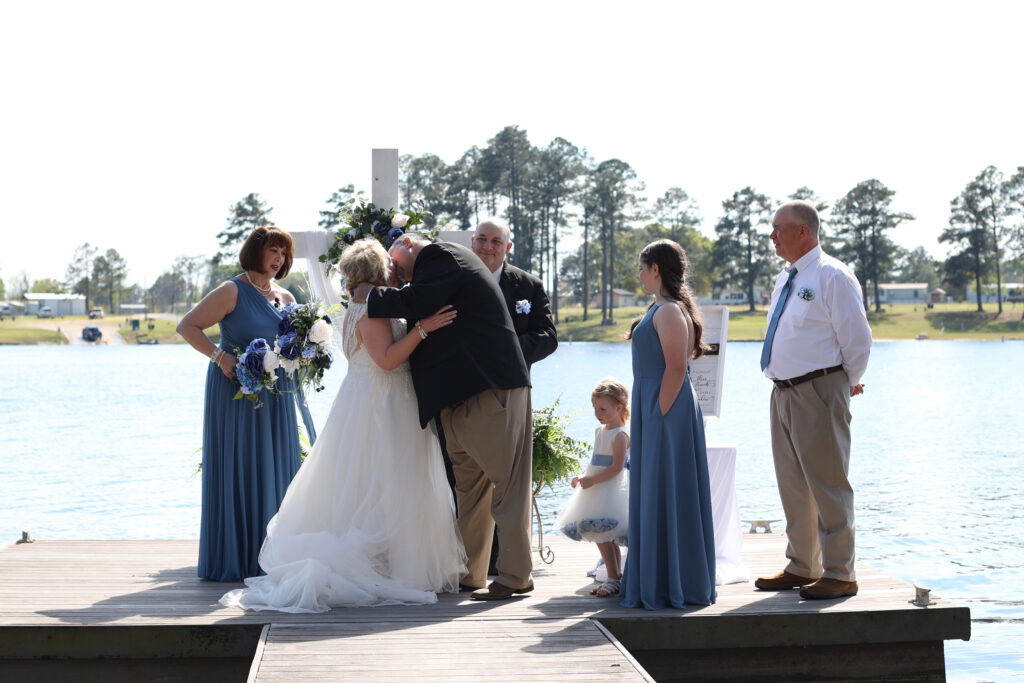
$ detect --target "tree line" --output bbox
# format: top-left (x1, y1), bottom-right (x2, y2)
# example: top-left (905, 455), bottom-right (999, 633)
top-left (9, 127), bottom-right (1023, 320)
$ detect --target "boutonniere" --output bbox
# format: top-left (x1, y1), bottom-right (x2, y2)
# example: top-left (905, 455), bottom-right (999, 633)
top-left (515, 299), bottom-right (531, 315)
top-left (797, 287), bottom-right (815, 302)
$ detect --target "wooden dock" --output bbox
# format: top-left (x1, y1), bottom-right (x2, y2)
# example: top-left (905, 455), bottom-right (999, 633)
top-left (0, 534), bottom-right (969, 682)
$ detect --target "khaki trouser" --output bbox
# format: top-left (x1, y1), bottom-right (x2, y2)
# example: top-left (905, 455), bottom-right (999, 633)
top-left (441, 387), bottom-right (533, 590)
top-left (770, 370), bottom-right (856, 582)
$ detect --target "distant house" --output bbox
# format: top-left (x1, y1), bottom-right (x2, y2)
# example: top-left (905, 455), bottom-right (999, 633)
top-left (555, 287), bottom-right (578, 308)
top-left (0, 300), bottom-right (26, 315)
top-left (877, 283), bottom-right (928, 304)
top-left (965, 283), bottom-right (1024, 303)
top-left (697, 286), bottom-right (770, 307)
top-left (930, 288), bottom-right (949, 304)
top-left (23, 293), bottom-right (86, 316)
top-left (588, 288), bottom-right (647, 308)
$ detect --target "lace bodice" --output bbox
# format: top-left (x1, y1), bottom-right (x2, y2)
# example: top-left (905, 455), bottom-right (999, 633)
top-left (341, 302), bottom-right (410, 373)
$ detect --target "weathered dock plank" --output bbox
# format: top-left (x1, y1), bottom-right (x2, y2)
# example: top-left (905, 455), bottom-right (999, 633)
top-left (0, 534), bottom-right (969, 681)
top-left (249, 619), bottom-right (651, 682)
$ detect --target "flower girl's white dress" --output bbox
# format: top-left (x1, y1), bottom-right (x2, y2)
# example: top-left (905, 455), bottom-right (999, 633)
top-left (220, 303), bottom-right (466, 612)
top-left (556, 426), bottom-right (630, 546)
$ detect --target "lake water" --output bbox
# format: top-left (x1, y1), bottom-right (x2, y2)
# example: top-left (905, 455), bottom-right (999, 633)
top-left (1, 340), bottom-right (1021, 681)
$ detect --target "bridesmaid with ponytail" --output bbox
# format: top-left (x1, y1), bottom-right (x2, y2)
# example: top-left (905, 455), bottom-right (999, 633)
top-left (621, 239), bottom-right (717, 609)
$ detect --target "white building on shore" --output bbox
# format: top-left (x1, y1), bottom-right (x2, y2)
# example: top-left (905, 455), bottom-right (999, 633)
top-left (23, 293), bottom-right (86, 316)
top-left (876, 283), bottom-right (929, 304)
top-left (965, 283), bottom-right (1024, 303)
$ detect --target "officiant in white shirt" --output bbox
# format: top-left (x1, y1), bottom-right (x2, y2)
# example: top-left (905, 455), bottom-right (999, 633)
top-left (754, 200), bottom-right (871, 601)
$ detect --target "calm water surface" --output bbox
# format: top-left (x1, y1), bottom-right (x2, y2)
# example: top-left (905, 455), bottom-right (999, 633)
top-left (1, 340), bottom-right (1021, 680)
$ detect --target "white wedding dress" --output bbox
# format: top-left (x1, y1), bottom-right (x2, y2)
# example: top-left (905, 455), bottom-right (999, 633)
top-left (220, 303), bottom-right (467, 612)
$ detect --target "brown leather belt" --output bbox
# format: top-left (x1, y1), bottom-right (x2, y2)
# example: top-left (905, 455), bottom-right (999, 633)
top-left (773, 365), bottom-right (845, 389)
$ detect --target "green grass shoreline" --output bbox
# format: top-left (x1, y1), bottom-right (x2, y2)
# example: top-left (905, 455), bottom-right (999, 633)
top-left (555, 302), bottom-right (1024, 342)
top-left (0, 316), bottom-right (218, 345)
top-left (0, 327), bottom-right (69, 345)
top-left (1, 303), bottom-right (1021, 345)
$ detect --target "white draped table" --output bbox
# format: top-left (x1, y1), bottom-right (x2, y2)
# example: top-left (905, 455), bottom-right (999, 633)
top-left (707, 443), bottom-right (750, 585)
top-left (593, 444), bottom-right (750, 586)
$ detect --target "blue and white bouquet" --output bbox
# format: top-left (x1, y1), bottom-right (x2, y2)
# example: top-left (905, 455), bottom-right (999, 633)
top-left (274, 301), bottom-right (337, 393)
top-left (233, 337), bottom-right (280, 408)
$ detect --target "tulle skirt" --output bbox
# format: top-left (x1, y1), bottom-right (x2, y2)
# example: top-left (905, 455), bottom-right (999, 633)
top-left (556, 465), bottom-right (629, 545)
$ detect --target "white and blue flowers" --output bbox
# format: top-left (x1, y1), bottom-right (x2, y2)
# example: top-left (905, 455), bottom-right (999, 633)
top-left (274, 302), bottom-right (337, 394)
top-left (515, 299), bottom-right (532, 315)
top-left (231, 302), bottom-right (338, 408)
top-left (234, 338), bottom-right (279, 408)
top-left (797, 287), bottom-right (815, 302)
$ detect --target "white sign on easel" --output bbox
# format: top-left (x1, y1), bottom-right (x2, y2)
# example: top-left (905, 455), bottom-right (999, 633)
top-left (689, 305), bottom-right (729, 418)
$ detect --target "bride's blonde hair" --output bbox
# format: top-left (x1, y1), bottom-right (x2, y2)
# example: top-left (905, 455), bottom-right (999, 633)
top-left (340, 238), bottom-right (390, 297)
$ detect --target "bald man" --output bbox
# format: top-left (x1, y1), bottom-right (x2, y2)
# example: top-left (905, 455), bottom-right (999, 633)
top-left (471, 218), bottom-right (557, 575)
top-left (471, 218), bottom-right (557, 368)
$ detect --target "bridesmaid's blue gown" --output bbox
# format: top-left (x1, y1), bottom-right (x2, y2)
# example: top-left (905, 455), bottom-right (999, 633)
top-left (198, 276), bottom-right (302, 582)
top-left (621, 303), bottom-right (716, 609)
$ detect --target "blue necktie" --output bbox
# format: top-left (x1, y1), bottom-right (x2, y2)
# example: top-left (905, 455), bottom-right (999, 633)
top-left (760, 267), bottom-right (798, 371)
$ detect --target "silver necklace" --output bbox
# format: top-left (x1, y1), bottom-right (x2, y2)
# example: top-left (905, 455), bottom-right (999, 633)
top-left (244, 272), bottom-right (272, 294)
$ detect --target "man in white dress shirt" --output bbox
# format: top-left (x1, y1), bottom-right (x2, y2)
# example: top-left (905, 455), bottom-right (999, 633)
top-left (754, 200), bottom-right (871, 600)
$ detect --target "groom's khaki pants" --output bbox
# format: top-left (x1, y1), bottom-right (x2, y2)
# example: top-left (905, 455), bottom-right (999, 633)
top-left (770, 370), bottom-right (856, 582)
top-left (441, 386), bottom-right (533, 590)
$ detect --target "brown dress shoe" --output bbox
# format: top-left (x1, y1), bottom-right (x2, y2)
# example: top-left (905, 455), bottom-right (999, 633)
top-left (470, 580), bottom-right (534, 601)
top-left (799, 578), bottom-right (858, 600)
top-left (754, 570), bottom-right (813, 591)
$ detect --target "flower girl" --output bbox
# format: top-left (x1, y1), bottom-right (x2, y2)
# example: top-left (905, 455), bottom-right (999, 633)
top-left (557, 378), bottom-right (630, 597)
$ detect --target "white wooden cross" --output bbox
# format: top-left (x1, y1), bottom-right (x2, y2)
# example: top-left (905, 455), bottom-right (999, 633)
top-left (290, 147), bottom-right (471, 265)
top-left (290, 148), bottom-right (400, 265)
top-left (370, 148), bottom-right (399, 211)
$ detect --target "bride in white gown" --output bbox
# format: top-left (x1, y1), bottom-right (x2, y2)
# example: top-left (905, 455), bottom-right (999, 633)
top-left (221, 239), bottom-right (467, 612)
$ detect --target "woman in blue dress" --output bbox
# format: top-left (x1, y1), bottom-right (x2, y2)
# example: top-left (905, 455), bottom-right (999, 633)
top-left (621, 239), bottom-right (716, 609)
top-left (177, 226), bottom-right (303, 581)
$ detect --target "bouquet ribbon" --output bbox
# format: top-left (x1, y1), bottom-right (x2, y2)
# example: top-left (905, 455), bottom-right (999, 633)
top-left (294, 385), bottom-right (318, 446)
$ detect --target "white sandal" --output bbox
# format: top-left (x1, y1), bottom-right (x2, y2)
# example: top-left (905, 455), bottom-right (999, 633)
top-left (591, 578), bottom-right (621, 597)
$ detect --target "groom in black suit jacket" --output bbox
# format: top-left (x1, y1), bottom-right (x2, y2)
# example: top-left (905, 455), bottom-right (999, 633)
top-left (355, 234), bottom-right (535, 601)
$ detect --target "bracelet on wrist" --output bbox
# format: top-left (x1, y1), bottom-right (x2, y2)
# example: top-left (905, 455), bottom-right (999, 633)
top-left (415, 321), bottom-right (428, 340)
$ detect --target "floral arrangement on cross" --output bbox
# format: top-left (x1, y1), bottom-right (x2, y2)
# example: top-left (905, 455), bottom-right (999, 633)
top-left (319, 198), bottom-right (432, 272)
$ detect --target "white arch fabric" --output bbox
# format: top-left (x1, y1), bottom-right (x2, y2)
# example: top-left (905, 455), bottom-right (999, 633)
top-left (289, 230), bottom-right (346, 349)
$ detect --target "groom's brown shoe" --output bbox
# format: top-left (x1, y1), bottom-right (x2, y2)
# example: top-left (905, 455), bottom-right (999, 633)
top-left (799, 578), bottom-right (858, 600)
top-left (470, 580), bottom-right (534, 601)
top-left (754, 570), bottom-right (813, 591)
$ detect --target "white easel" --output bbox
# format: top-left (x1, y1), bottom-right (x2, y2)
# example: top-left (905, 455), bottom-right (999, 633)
top-left (692, 306), bottom-right (750, 584)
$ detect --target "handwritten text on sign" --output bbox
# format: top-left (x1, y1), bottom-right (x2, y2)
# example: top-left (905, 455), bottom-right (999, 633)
top-left (689, 306), bottom-right (729, 418)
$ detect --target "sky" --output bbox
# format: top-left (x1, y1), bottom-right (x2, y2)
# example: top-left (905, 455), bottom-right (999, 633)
top-left (2, 0), bottom-right (1022, 289)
